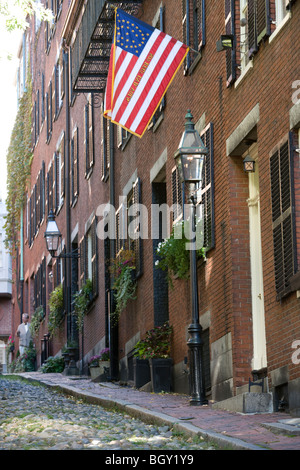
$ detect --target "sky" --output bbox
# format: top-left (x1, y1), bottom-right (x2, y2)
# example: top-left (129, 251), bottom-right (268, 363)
top-left (0, 25), bottom-right (22, 203)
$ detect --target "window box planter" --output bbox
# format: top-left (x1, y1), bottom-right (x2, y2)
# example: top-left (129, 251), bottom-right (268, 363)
top-left (89, 361), bottom-right (110, 382)
top-left (149, 358), bottom-right (172, 393)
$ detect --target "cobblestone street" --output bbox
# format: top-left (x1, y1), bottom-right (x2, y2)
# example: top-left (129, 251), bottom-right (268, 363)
top-left (0, 377), bottom-right (217, 451)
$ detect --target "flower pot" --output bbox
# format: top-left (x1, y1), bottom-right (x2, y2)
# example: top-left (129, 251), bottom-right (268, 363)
top-left (133, 358), bottom-right (150, 388)
top-left (89, 361), bottom-right (110, 382)
top-left (149, 358), bottom-right (172, 393)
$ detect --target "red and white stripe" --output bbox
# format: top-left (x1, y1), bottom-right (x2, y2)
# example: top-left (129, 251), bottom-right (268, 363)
top-left (104, 29), bottom-right (188, 137)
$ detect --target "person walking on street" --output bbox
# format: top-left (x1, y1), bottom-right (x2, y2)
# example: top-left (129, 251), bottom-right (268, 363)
top-left (16, 314), bottom-right (32, 355)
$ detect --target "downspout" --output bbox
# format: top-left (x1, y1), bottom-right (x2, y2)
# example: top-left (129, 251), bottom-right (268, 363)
top-left (19, 207), bottom-right (24, 322)
top-left (63, 50), bottom-right (76, 347)
top-left (109, 124), bottom-right (119, 381)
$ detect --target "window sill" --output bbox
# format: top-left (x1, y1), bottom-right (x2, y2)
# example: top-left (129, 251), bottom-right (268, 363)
top-left (185, 51), bottom-right (202, 76)
top-left (234, 60), bottom-right (254, 89)
top-left (269, 12), bottom-right (292, 44)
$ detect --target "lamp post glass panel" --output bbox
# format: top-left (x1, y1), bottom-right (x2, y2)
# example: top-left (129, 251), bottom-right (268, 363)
top-left (243, 154), bottom-right (255, 173)
top-left (44, 210), bottom-right (62, 257)
top-left (174, 110), bottom-right (208, 406)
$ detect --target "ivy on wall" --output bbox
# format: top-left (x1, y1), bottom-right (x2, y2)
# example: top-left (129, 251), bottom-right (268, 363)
top-left (4, 77), bottom-right (32, 251)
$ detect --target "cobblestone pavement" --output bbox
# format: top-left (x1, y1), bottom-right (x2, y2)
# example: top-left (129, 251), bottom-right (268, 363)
top-left (14, 372), bottom-right (300, 451)
top-left (0, 377), bottom-right (216, 451)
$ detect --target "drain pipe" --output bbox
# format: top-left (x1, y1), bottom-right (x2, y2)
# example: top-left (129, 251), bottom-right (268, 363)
top-left (19, 207), bottom-right (24, 322)
top-left (109, 123), bottom-right (119, 381)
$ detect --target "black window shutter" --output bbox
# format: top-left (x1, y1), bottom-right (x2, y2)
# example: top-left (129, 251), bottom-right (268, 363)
top-left (54, 154), bottom-right (59, 212)
top-left (41, 73), bottom-right (45, 123)
top-left (201, 122), bottom-right (215, 252)
top-left (88, 94), bottom-right (94, 168)
top-left (41, 160), bottom-right (45, 220)
top-left (225, 0), bottom-right (236, 86)
top-left (115, 204), bottom-right (125, 257)
top-left (42, 257), bottom-right (46, 315)
top-left (60, 132), bottom-right (65, 199)
top-left (197, 0), bottom-right (206, 49)
top-left (132, 177), bottom-right (143, 278)
top-left (256, 0), bottom-right (271, 43)
top-left (171, 166), bottom-right (183, 222)
top-left (270, 133), bottom-right (297, 298)
top-left (79, 236), bottom-right (86, 288)
top-left (91, 216), bottom-right (98, 298)
top-left (71, 127), bottom-right (79, 201)
top-left (248, 0), bottom-right (258, 57)
top-left (49, 81), bottom-right (52, 135)
top-left (84, 103), bottom-right (89, 174)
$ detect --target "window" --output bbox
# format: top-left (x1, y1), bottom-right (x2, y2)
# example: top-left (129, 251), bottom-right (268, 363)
top-left (28, 162), bottom-right (45, 247)
top-left (44, 1), bottom-right (51, 53)
top-left (275, 0), bottom-right (288, 24)
top-left (53, 256), bottom-right (63, 289)
top-left (55, 131), bottom-right (65, 209)
top-left (41, 73), bottom-right (45, 124)
top-left (117, 124), bottom-right (131, 150)
top-left (150, 5), bottom-right (166, 128)
top-left (46, 144), bottom-right (64, 217)
top-left (101, 103), bottom-right (110, 180)
top-left (270, 133), bottom-right (297, 298)
top-left (224, 0), bottom-right (236, 86)
top-left (171, 123), bottom-right (214, 252)
top-left (240, 0), bottom-right (249, 72)
top-left (115, 178), bottom-right (143, 278)
top-left (46, 79), bottom-right (52, 142)
top-left (53, 55), bottom-right (64, 118)
top-left (194, 123), bottom-right (215, 252)
top-left (34, 257), bottom-right (46, 316)
top-left (182, 0), bottom-right (205, 73)
top-left (79, 216), bottom-right (98, 299)
top-left (47, 159), bottom-right (54, 215)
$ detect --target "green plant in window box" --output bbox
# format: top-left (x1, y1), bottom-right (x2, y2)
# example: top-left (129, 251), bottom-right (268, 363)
top-left (48, 284), bottom-right (64, 338)
top-left (109, 249), bottom-right (137, 324)
top-left (29, 305), bottom-right (44, 338)
top-left (73, 278), bottom-right (93, 331)
top-left (155, 219), bottom-right (205, 287)
top-left (134, 322), bottom-right (173, 360)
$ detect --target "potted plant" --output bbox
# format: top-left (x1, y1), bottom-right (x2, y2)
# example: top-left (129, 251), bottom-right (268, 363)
top-left (155, 220), bottom-right (205, 287)
top-left (134, 322), bottom-right (173, 393)
top-left (73, 278), bottom-right (93, 332)
top-left (110, 249), bottom-right (137, 324)
top-left (88, 348), bottom-right (110, 382)
top-left (48, 284), bottom-right (64, 338)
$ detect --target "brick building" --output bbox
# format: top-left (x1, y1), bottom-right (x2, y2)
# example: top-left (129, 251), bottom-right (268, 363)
top-left (8, 0), bottom-right (300, 415)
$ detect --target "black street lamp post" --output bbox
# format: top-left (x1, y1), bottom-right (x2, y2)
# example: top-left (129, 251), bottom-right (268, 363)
top-left (174, 110), bottom-right (208, 406)
top-left (44, 209), bottom-right (80, 374)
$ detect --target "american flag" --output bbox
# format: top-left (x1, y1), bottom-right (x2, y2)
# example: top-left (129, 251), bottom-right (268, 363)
top-left (104, 9), bottom-right (189, 138)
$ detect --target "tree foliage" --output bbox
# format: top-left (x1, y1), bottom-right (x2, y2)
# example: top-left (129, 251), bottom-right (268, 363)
top-left (0, 1), bottom-right (53, 32)
top-left (4, 75), bottom-right (32, 251)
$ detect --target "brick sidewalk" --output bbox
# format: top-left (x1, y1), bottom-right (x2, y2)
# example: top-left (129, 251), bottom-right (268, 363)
top-left (14, 372), bottom-right (300, 450)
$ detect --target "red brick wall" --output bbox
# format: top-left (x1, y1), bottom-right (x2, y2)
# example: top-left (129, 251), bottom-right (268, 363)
top-left (10, 0), bottom-right (300, 398)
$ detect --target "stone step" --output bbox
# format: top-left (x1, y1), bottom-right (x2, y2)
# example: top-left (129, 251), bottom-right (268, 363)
top-left (211, 392), bottom-right (273, 414)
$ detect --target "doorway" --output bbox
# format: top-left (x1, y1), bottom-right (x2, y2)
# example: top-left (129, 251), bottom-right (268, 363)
top-left (247, 154), bottom-right (267, 371)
